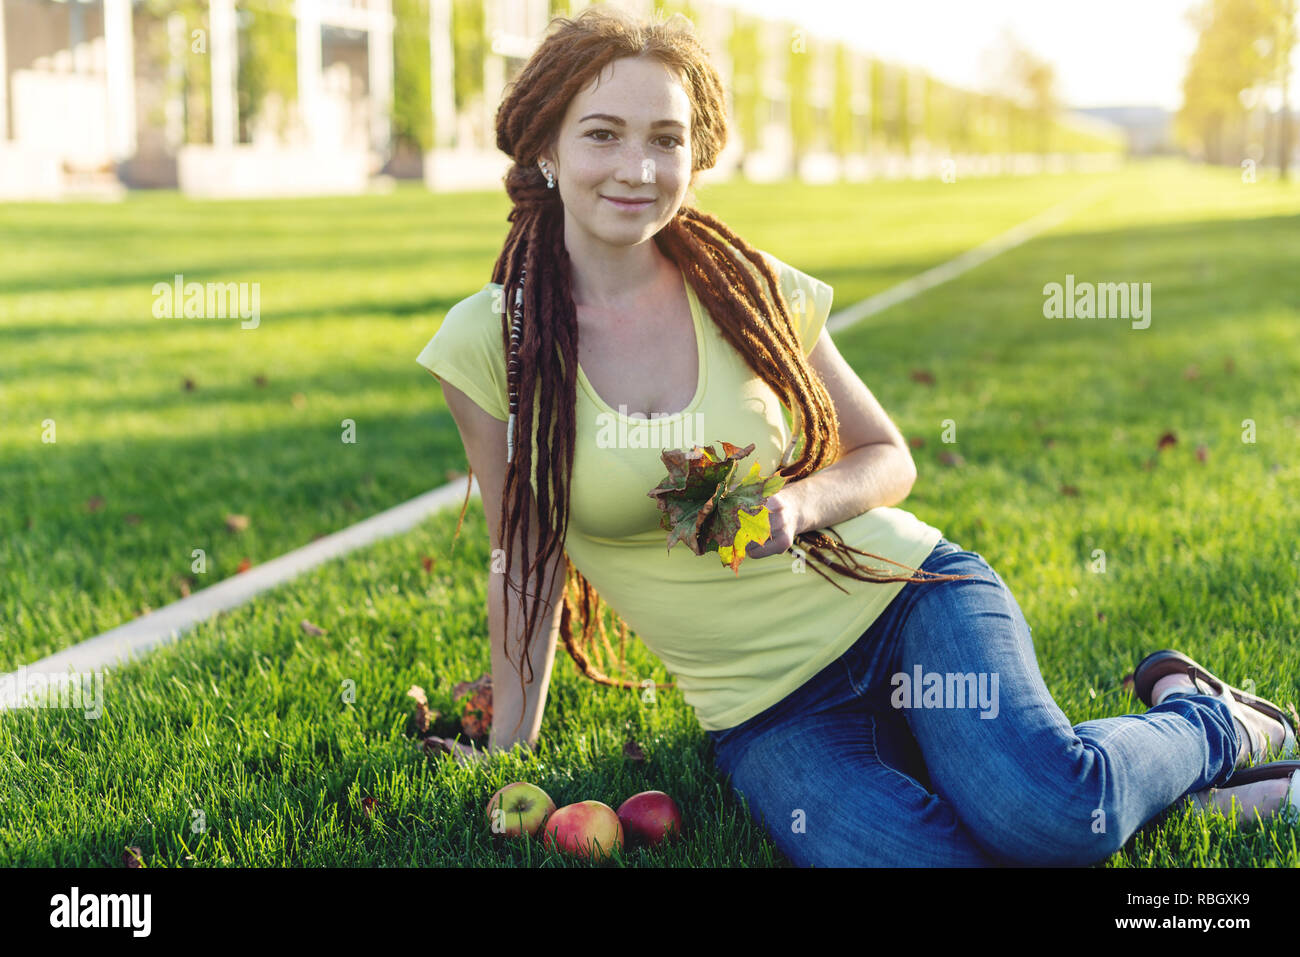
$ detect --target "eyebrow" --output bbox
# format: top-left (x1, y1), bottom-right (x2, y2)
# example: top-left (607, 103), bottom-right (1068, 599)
top-left (578, 113), bottom-right (686, 129)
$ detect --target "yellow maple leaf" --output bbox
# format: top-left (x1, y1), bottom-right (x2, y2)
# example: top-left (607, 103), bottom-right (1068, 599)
top-left (717, 505), bottom-right (772, 574)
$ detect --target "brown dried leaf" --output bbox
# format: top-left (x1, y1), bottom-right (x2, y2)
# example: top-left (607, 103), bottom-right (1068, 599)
top-left (183, 377), bottom-right (197, 391)
top-left (1060, 484), bottom-right (1079, 497)
top-left (421, 555), bottom-right (435, 573)
top-left (1156, 431), bottom-right (1177, 451)
top-left (908, 435), bottom-right (925, 450)
top-left (253, 374), bottom-right (268, 387)
top-left (124, 846), bottom-right (144, 868)
top-left (408, 684), bottom-right (434, 734)
top-left (236, 557), bottom-right (252, 573)
top-left (225, 513), bottom-right (250, 533)
top-left (452, 674), bottom-right (493, 739)
top-left (910, 369), bottom-right (936, 386)
top-left (300, 619), bottom-right (326, 637)
top-left (361, 796), bottom-right (380, 817)
top-left (623, 739), bottom-right (646, 763)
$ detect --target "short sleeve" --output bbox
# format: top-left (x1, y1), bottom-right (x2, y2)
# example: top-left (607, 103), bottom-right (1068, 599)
top-left (758, 250), bottom-right (834, 357)
top-left (415, 284), bottom-right (510, 422)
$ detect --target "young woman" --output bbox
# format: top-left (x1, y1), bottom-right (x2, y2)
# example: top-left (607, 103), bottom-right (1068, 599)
top-left (417, 7), bottom-right (1300, 866)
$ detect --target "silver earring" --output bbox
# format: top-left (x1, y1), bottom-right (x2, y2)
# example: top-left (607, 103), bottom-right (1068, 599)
top-left (539, 161), bottom-right (554, 189)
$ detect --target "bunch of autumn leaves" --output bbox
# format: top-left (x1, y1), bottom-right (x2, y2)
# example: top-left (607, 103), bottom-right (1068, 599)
top-left (647, 440), bottom-right (784, 573)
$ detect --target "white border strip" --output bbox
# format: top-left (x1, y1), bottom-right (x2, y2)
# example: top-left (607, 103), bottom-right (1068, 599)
top-left (827, 180), bottom-right (1110, 332)
top-left (0, 180), bottom-right (1111, 709)
top-left (0, 478), bottom-right (479, 710)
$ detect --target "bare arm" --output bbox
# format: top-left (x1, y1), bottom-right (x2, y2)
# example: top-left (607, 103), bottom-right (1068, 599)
top-left (436, 372), bottom-right (567, 756)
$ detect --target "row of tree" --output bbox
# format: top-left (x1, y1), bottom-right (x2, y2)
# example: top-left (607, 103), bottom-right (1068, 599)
top-left (1177, 0), bottom-right (1297, 177)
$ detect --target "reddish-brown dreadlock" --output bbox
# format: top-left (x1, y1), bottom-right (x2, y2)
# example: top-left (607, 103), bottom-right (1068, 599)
top-left (444, 6), bottom-right (974, 742)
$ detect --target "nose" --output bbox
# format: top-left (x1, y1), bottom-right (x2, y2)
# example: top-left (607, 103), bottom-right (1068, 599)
top-left (613, 142), bottom-right (656, 189)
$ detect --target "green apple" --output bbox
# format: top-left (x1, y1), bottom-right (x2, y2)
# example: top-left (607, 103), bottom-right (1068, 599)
top-left (486, 782), bottom-right (556, 838)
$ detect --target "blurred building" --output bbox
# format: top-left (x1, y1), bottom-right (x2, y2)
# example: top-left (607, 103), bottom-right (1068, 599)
top-left (0, 0), bottom-right (1125, 201)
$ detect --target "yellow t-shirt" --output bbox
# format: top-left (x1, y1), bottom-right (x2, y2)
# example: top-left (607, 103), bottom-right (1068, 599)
top-left (416, 248), bottom-right (944, 732)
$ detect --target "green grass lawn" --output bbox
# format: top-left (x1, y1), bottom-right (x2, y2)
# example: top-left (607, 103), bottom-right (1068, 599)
top-left (1, 159), bottom-right (1297, 866)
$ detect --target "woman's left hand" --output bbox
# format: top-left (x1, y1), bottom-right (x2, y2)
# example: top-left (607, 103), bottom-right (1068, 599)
top-left (744, 489), bottom-right (802, 560)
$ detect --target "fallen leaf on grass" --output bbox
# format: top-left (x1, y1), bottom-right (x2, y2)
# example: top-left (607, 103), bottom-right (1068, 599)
top-left (421, 556), bottom-right (435, 573)
top-left (908, 436), bottom-right (925, 450)
top-left (1096, 611), bottom-right (1107, 622)
top-left (1156, 431), bottom-right (1177, 451)
top-left (910, 369), bottom-right (936, 386)
top-left (1059, 484), bottom-right (1079, 497)
top-left (937, 450), bottom-right (966, 467)
top-left (253, 374), bottom-right (268, 387)
top-left (451, 673), bottom-right (493, 739)
top-left (183, 377), bottom-right (197, 391)
top-left (225, 513), bottom-right (250, 533)
top-left (361, 796), bottom-right (380, 817)
top-left (407, 685), bottom-right (441, 734)
top-left (236, 558), bottom-right (252, 573)
top-left (623, 740), bottom-right (646, 764)
top-left (300, 619), bottom-right (326, 637)
top-left (86, 496), bottom-right (105, 513)
top-left (124, 846), bottom-right (144, 868)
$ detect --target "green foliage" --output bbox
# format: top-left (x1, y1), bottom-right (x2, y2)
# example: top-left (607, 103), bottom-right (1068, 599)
top-left (787, 28), bottom-right (810, 160)
top-left (393, 0), bottom-right (432, 152)
top-left (237, 0), bottom-right (297, 142)
top-left (1177, 0), bottom-right (1296, 169)
top-left (451, 0), bottom-right (484, 112)
top-left (727, 14), bottom-right (761, 157)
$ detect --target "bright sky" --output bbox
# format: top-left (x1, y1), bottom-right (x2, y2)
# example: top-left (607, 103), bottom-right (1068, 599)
top-left (717, 0), bottom-right (1292, 111)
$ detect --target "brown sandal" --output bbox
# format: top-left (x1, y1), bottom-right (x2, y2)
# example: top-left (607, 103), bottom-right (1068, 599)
top-left (1132, 649), bottom-right (1299, 767)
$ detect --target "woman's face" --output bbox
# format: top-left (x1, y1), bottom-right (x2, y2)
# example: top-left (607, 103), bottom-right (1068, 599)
top-left (540, 55), bottom-right (694, 251)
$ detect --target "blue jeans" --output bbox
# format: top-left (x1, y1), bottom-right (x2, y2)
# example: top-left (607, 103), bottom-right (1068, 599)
top-left (704, 537), bottom-right (1241, 866)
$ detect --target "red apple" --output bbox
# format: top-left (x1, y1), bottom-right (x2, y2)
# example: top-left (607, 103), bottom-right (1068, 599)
top-left (617, 790), bottom-right (683, 848)
top-left (541, 800), bottom-right (624, 860)
top-left (486, 782), bottom-right (556, 839)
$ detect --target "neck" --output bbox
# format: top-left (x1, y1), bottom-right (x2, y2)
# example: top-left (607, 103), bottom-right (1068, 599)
top-left (565, 232), bottom-right (675, 311)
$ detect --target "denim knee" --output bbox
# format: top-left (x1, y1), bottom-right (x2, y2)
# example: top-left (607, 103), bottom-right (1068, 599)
top-left (949, 771), bottom-right (1126, 867)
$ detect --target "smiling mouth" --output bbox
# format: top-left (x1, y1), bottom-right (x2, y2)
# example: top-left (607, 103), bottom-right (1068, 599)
top-left (602, 196), bottom-right (654, 207)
